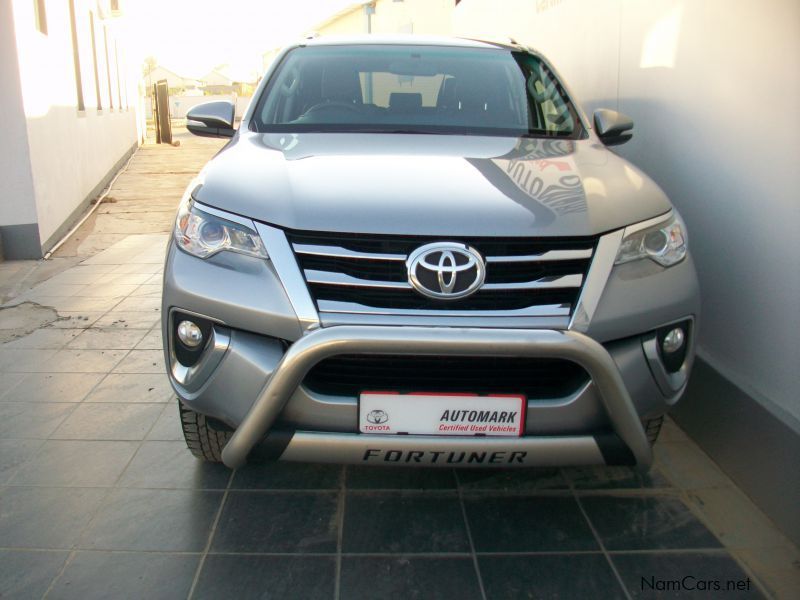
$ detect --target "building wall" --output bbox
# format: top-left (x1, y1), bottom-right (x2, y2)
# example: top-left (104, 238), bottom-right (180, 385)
top-left (7, 0), bottom-right (139, 255)
top-left (316, 0), bottom-right (453, 36)
top-left (0, 0), bottom-right (38, 246)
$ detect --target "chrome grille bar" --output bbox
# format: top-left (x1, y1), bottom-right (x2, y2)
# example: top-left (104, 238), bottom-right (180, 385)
top-left (293, 244), bottom-right (406, 261)
top-left (486, 249), bottom-right (593, 262)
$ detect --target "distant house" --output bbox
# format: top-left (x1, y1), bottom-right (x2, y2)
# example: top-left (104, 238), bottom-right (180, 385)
top-left (1, 0), bottom-right (139, 259)
top-left (143, 65), bottom-right (201, 94)
top-left (201, 69), bottom-right (238, 95)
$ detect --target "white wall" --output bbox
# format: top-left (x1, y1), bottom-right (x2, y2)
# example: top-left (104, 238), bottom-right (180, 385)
top-left (0, 0), bottom-right (38, 230)
top-left (11, 0), bottom-right (139, 248)
top-left (455, 0), bottom-right (800, 423)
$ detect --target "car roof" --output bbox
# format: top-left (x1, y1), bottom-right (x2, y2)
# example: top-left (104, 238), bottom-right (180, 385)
top-left (300, 34), bottom-right (521, 51)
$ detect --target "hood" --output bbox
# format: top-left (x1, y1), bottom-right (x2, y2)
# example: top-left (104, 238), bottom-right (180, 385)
top-left (193, 131), bottom-right (671, 237)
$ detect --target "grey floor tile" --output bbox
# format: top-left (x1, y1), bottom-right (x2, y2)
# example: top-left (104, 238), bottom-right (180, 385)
top-left (0, 402), bottom-right (75, 439)
top-left (47, 551), bottom-right (200, 600)
top-left (147, 404), bottom-right (184, 440)
top-left (71, 283), bottom-right (140, 298)
top-left (130, 284), bottom-right (162, 298)
top-left (30, 296), bottom-right (124, 313)
top-left (48, 313), bottom-right (104, 329)
top-left (0, 349), bottom-right (58, 372)
top-left (3, 373), bottom-right (104, 403)
top-left (341, 557), bottom-right (482, 600)
top-left (0, 372), bottom-right (27, 399)
top-left (118, 441), bottom-right (230, 489)
top-left (479, 554), bottom-right (626, 600)
top-left (112, 350), bottom-right (166, 373)
top-left (44, 349), bottom-right (128, 373)
top-left (463, 495), bottom-right (598, 552)
top-left (580, 495), bottom-right (722, 551)
top-left (9, 440), bottom-right (139, 486)
top-left (50, 403), bottom-right (163, 440)
top-left (79, 488), bottom-right (222, 551)
top-left (458, 467), bottom-right (568, 491)
top-left (1, 328), bottom-right (82, 350)
top-left (343, 492), bottom-right (469, 553)
top-left (92, 312), bottom-right (160, 329)
top-left (211, 491), bottom-right (338, 553)
top-left (0, 439), bottom-right (45, 484)
top-left (0, 550), bottom-right (70, 599)
top-left (134, 329), bottom-right (162, 350)
top-left (84, 373), bottom-right (173, 403)
top-left (346, 466), bottom-right (457, 490)
top-left (66, 328), bottom-right (147, 350)
top-left (655, 442), bottom-right (731, 489)
top-left (0, 486), bottom-right (107, 548)
top-left (110, 297), bottom-right (162, 312)
top-left (611, 551), bottom-right (764, 599)
top-left (566, 465), bottom-right (673, 490)
top-left (195, 555), bottom-right (335, 600)
top-left (232, 461), bottom-right (342, 490)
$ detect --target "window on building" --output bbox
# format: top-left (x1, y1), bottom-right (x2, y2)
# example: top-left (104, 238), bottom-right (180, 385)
top-left (68, 0), bottom-right (84, 111)
top-left (89, 12), bottom-right (102, 110)
top-left (34, 0), bottom-right (47, 34)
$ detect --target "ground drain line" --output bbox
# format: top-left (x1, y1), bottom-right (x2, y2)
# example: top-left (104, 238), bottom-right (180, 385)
top-left (43, 149), bottom-right (139, 260)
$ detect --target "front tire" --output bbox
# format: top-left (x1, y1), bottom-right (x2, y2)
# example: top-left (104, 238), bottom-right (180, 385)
top-left (644, 415), bottom-right (664, 446)
top-left (179, 401), bottom-right (231, 463)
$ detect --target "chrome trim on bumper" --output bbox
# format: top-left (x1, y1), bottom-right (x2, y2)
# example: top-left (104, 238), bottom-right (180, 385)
top-left (220, 326), bottom-right (653, 470)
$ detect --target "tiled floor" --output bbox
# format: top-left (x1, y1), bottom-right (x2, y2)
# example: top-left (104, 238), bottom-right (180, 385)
top-left (1, 133), bottom-right (797, 598)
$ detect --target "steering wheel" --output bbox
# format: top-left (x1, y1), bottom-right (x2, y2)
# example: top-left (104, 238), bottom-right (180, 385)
top-left (302, 101), bottom-right (362, 118)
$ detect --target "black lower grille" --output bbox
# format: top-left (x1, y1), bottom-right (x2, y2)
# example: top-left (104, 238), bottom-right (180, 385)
top-left (303, 355), bottom-right (590, 399)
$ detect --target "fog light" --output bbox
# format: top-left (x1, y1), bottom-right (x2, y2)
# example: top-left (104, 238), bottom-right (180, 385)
top-left (177, 320), bottom-right (204, 348)
top-left (661, 327), bottom-right (685, 354)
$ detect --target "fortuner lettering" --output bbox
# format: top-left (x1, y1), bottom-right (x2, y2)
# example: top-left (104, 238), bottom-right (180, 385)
top-left (362, 449), bottom-right (528, 464)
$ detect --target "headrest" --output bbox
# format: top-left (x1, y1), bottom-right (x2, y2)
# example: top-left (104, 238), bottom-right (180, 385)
top-left (389, 92), bottom-right (423, 112)
top-left (320, 64), bottom-right (362, 103)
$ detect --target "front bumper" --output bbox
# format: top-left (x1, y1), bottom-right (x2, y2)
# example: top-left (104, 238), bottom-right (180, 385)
top-left (164, 220), bottom-right (700, 470)
top-left (199, 325), bottom-right (652, 469)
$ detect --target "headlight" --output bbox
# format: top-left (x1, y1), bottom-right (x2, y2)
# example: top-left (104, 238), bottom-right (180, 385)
top-left (174, 200), bottom-right (267, 259)
top-left (615, 212), bottom-right (687, 267)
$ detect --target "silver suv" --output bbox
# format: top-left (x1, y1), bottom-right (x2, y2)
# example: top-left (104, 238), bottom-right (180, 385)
top-left (165, 36), bottom-right (699, 470)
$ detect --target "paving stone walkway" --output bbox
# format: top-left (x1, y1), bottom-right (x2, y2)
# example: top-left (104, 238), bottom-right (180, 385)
top-left (0, 132), bottom-right (797, 599)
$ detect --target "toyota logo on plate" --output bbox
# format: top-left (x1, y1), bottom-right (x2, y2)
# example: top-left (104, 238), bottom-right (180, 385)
top-left (366, 410), bottom-right (389, 424)
top-left (407, 242), bottom-right (486, 299)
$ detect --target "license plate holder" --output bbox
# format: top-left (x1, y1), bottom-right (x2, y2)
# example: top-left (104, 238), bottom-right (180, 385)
top-left (359, 392), bottom-right (526, 436)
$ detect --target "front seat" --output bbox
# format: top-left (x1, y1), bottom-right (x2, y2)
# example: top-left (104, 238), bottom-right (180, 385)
top-left (320, 63), bottom-right (363, 105)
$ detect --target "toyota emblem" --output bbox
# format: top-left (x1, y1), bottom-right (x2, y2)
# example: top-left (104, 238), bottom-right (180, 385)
top-left (407, 242), bottom-right (485, 299)
top-left (366, 410), bottom-right (389, 424)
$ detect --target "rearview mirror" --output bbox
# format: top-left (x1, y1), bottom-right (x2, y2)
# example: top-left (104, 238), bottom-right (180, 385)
top-left (593, 109), bottom-right (633, 146)
top-left (186, 101), bottom-right (236, 138)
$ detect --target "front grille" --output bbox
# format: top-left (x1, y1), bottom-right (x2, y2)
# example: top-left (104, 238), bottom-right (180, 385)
top-left (287, 231), bottom-right (596, 317)
top-left (304, 355), bottom-right (590, 399)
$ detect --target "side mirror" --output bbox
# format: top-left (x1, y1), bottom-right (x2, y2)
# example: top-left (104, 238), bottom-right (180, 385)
top-left (186, 101), bottom-right (236, 138)
top-left (593, 109), bottom-right (633, 146)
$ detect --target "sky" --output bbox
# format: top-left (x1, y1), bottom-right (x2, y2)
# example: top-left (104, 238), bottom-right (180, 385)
top-left (119, 0), bottom-right (360, 80)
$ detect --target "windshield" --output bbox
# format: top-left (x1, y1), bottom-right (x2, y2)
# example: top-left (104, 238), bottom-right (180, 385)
top-left (251, 44), bottom-right (583, 138)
